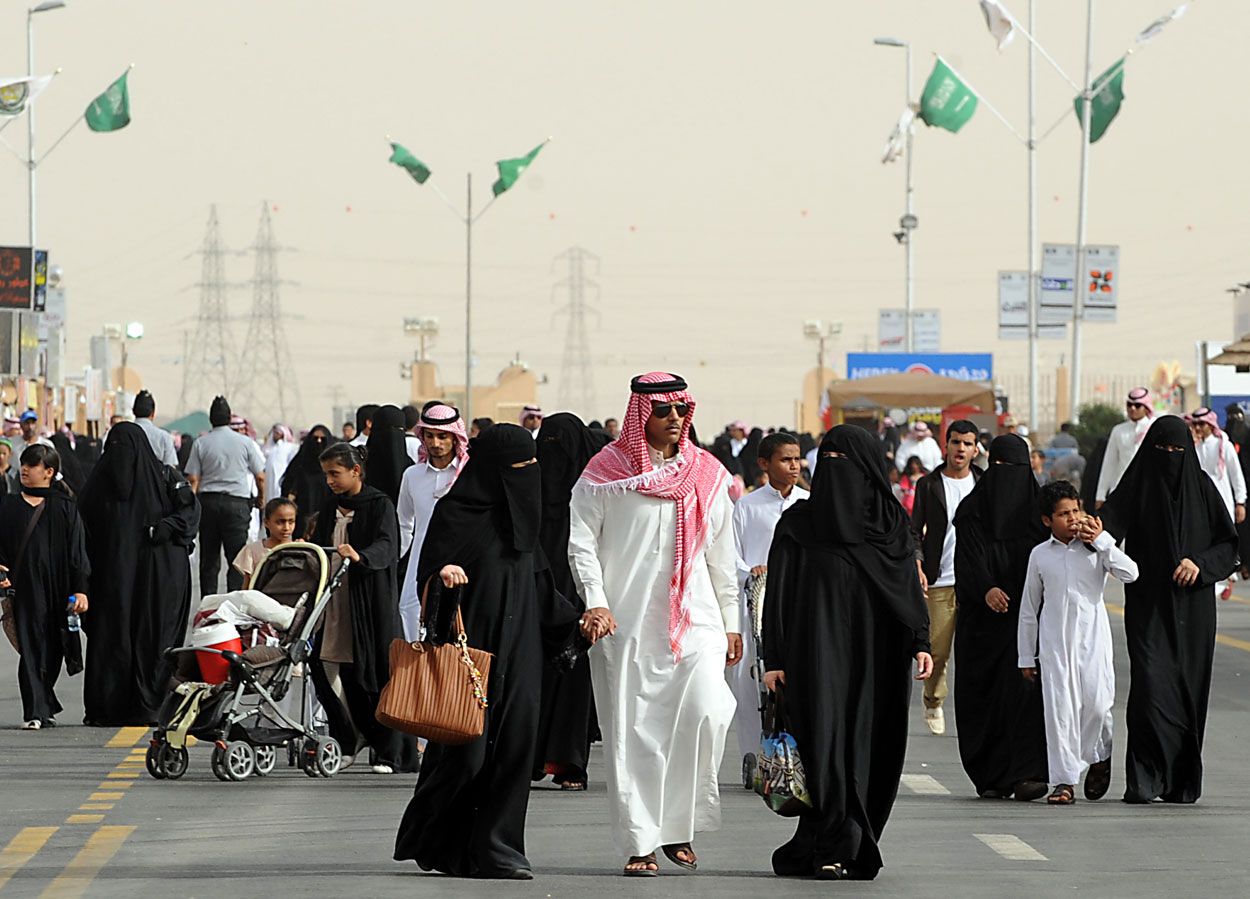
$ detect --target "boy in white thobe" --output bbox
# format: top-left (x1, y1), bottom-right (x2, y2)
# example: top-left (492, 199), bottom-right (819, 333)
top-left (730, 433), bottom-right (808, 770)
top-left (1018, 480), bottom-right (1138, 804)
top-left (570, 373), bottom-right (740, 875)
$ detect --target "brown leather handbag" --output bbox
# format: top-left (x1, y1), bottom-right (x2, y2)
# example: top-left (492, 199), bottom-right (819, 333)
top-left (375, 608), bottom-right (493, 745)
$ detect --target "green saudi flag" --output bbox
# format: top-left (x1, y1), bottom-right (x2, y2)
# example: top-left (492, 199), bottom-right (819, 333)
top-left (1074, 57), bottom-right (1125, 143)
top-left (491, 141), bottom-right (546, 197)
top-left (388, 142), bottom-right (431, 184)
top-left (85, 71), bottom-right (130, 133)
top-left (918, 58), bottom-right (978, 134)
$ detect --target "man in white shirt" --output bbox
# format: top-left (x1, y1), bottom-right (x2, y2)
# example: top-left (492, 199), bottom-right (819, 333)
top-left (895, 420), bottom-right (943, 473)
top-left (569, 373), bottom-right (740, 876)
top-left (730, 432), bottom-right (808, 773)
top-left (402, 404), bottom-right (423, 464)
top-left (1095, 387), bottom-right (1155, 507)
top-left (12, 410), bottom-right (53, 459)
top-left (349, 404), bottom-right (377, 447)
top-left (395, 404), bottom-right (468, 640)
top-left (909, 420), bottom-right (981, 735)
top-left (130, 390), bottom-right (179, 467)
top-left (1188, 407), bottom-right (1246, 525)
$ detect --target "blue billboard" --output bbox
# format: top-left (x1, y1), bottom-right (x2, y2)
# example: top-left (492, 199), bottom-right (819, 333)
top-left (846, 353), bottom-right (992, 382)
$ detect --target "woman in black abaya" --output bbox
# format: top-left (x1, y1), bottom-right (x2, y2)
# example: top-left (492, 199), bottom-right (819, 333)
top-left (0, 445), bottom-right (90, 728)
top-left (281, 425), bottom-right (334, 538)
top-left (1098, 416), bottom-right (1238, 803)
top-left (395, 424), bottom-right (577, 880)
top-left (79, 422), bottom-right (200, 726)
top-left (952, 434), bottom-right (1049, 799)
top-left (364, 404), bottom-right (413, 506)
top-left (761, 426), bottom-right (932, 882)
top-left (531, 413), bottom-right (611, 790)
top-left (307, 442), bottom-right (419, 774)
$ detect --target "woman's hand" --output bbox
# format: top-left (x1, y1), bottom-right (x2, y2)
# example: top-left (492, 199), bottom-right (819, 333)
top-left (1172, 558), bottom-right (1200, 587)
top-left (579, 608), bottom-right (616, 644)
top-left (914, 651), bottom-right (934, 680)
top-left (69, 593), bottom-right (88, 614)
top-left (985, 587), bottom-right (1011, 613)
top-left (337, 543), bottom-right (361, 563)
top-left (0, 564), bottom-right (9, 590)
top-left (440, 564), bottom-right (468, 588)
top-left (725, 633), bottom-right (743, 667)
top-left (763, 670), bottom-right (786, 692)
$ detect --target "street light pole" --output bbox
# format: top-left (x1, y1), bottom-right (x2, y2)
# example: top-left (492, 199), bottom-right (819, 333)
top-left (1027, 0), bottom-right (1039, 432)
top-left (1070, 0), bottom-right (1096, 424)
top-left (875, 37), bottom-right (915, 352)
top-left (26, 1), bottom-right (65, 248)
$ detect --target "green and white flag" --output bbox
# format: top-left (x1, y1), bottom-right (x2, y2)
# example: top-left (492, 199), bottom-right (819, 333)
top-left (388, 142), bottom-right (431, 184)
top-left (1074, 57), bottom-right (1125, 143)
top-left (85, 71), bottom-right (130, 132)
top-left (491, 141), bottom-right (546, 197)
top-left (1138, 5), bottom-right (1186, 43)
top-left (0, 75), bottom-right (53, 117)
top-left (918, 58), bottom-right (978, 134)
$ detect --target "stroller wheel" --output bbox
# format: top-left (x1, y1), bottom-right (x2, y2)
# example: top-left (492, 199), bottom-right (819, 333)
top-left (160, 745), bottom-right (190, 780)
top-left (742, 753), bottom-right (757, 790)
top-left (315, 737), bottom-right (343, 777)
top-left (146, 742), bottom-right (168, 780)
top-left (253, 745), bottom-right (277, 777)
top-left (213, 741), bottom-right (255, 781)
top-left (210, 746), bottom-right (230, 781)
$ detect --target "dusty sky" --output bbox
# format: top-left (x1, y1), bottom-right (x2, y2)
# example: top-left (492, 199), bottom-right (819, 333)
top-left (1, 0), bottom-right (1243, 431)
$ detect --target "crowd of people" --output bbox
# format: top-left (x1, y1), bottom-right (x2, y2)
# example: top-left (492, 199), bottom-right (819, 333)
top-left (0, 378), bottom-right (1241, 881)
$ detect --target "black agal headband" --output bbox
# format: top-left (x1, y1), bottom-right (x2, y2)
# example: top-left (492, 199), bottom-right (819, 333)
top-left (630, 374), bottom-right (688, 395)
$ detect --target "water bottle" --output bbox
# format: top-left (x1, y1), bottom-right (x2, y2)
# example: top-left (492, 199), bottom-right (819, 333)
top-left (67, 597), bottom-right (80, 633)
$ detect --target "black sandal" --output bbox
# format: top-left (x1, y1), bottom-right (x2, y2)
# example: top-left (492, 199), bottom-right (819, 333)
top-left (817, 863), bottom-right (850, 880)
top-left (1084, 759), bottom-right (1111, 800)
top-left (1048, 784), bottom-right (1076, 805)
top-left (662, 843), bottom-right (697, 871)
top-left (624, 854), bottom-right (658, 877)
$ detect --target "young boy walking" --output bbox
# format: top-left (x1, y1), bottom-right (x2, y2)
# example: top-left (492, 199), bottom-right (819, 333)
top-left (1018, 480), bottom-right (1138, 805)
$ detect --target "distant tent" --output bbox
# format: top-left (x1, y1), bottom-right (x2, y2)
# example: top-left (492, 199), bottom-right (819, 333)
top-left (159, 410), bottom-right (212, 436)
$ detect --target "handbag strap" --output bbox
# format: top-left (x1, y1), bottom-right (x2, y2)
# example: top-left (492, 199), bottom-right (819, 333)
top-left (11, 499), bottom-right (47, 580)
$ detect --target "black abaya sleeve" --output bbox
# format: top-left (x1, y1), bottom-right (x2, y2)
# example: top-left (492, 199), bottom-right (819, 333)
top-left (156, 477), bottom-right (200, 546)
top-left (1190, 479), bottom-right (1240, 587)
top-left (761, 531), bottom-right (798, 673)
top-left (66, 507), bottom-right (90, 595)
top-left (953, 517), bottom-right (992, 608)
top-left (354, 502), bottom-right (398, 571)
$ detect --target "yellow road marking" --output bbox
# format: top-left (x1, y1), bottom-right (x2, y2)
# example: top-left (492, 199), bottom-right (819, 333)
top-left (0, 827), bottom-right (58, 890)
top-left (97, 781), bottom-right (131, 790)
top-left (114, 764), bottom-right (144, 770)
top-left (104, 773), bottom-right (138, 780)
top-left (39, 825), bottom-right (135, 899)
top-left (1108, 603), bottom-right (1250, 652)
top-left (89, 793), bottom-right (123, 801)
top-left (64, 815), bottom-right (104, 825)
top-left (104, 727), bottom-right (148, 748)
top-left (77, 804), bottom-right (113, 811)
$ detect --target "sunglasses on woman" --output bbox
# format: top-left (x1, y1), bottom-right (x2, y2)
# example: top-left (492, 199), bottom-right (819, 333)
top-left (650, 402), bottom-right (690, 419)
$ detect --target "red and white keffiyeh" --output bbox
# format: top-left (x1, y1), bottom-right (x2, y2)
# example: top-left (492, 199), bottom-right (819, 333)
top-left (578, 372), bottom-right (729, 660)
top-left (415, 404), bottom-right (469, 469)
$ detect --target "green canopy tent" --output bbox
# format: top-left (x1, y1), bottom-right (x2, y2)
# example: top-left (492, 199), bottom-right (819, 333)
top-left (159, 410), bottom-right (212, 436)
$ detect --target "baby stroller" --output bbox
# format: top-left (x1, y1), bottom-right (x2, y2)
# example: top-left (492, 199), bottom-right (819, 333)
top-left (145, 544), bottom-right (348, 782)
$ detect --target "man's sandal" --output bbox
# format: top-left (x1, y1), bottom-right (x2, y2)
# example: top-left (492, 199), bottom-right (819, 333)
top-left (624, 854), bottom-right (659, 877)
top-left (661, 843), bottom-right (697, 871)
top-left (817, 863), bottom-right (850, 880)
top-left (1084, 759), bottom-right (1112, 800)
top-left (1048, 784), bottom-right (1077, 805)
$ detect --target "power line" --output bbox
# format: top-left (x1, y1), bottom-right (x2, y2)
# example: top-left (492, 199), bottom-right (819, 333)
top-left (236, 202), bottom-right (303, 426)
top-left (552, 246), bottom-right (600, 418)
top-left (177, 205), bottom-right (234, 415)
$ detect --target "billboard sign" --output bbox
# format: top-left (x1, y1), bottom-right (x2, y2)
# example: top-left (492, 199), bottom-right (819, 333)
top-left (998, 271), bottom-right (1067, 340)
top-left (878, 309), bottom-right (941, 352)
top-left (0, 247), bottom-right (34, 310)
top-left (847, 352), bottom-right (992, 381)
top-left (1040, 243), bottom-right (1118, 324)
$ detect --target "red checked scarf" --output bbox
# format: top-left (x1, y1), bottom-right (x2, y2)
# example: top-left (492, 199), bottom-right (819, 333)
top-left (577, 373), bottom-right (729, 660)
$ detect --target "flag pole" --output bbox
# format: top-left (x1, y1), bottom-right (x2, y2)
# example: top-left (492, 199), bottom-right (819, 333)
top-left (998, 1), bottom-right (1081, 91)
top-left (35, 114), bottom-right (83, 166)
top-left (1070, 0), bottom-right (1096, 425)
top-left (1027, 0), bottom-right (1039, 434)
top-left (935, 55), bottom-right (1028, 144)
top-left (904, 41), bottom-right (914, 352)
top-left (465, 171), bottom-right (473, 425)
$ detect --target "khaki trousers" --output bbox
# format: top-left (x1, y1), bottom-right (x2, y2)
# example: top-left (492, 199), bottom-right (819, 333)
top-left (924, 585), bottom-right (957, 710)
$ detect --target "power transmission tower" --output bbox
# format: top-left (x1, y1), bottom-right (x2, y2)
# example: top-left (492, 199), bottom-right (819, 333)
top-left (552, 247), bottom-right (600, 418)
top-left (178, 205), bottom-right (234, 415)
top-left (237, 201), bottom-right (303, 426)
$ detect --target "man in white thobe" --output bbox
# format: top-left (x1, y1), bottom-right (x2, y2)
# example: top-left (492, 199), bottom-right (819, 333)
top-left (895, 420), bottom-right (943, 472)
top-left (1188, 407), bottom-right (1246, 525)
top-left (730, 432), bottom-right (807, 771)
top-left (569, 373), bottom-right (740, 875)
top-left (1095, 387), bottom-right (1155, 507)
top-left (1019, 483), bottom-right (1138, 800)
top-left (395, 404), bottom-right (467, 640)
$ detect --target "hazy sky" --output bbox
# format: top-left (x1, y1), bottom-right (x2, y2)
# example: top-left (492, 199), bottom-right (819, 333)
top-left (2, 0), bottom-right (1243, 431)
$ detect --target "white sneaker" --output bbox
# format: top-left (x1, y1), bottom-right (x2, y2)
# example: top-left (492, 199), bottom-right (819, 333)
top-left (924, 707), bottom-right (945, 736)
top-left (21, 719), bottom-right (41, 730)
top-left (371, 763), bottom-right (394, 775)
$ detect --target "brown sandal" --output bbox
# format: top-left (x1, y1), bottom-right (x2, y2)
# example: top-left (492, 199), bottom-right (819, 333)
top-left (1047, 784), bottom-right (1076, 805)
top-left (1084, 759), bottom-right (1111, 800)
top-left (661, 843), bottom-right (697, 871)
top-left (624, 854), bottom-right (658, 877)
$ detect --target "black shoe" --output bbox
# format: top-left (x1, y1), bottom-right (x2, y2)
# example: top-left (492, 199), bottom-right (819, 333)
top-left (506, 869), bottom-right (534, 880)
top-left (1014, 780), bottom-right (1049, 801)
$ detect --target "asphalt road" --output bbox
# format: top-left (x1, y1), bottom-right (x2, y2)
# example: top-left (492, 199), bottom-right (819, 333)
top-left (2, 578), bottom-right (1249, 898)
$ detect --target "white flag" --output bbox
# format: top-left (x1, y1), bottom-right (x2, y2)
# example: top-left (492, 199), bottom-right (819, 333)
top-left (881, 107), bottom-right (915, 164)
top-left (979, 0), bottom-right (1015, 51)
top-left (0, 75), bottom-right (53, 118)
top-left (1137, 5), bottom-right (1187, 42)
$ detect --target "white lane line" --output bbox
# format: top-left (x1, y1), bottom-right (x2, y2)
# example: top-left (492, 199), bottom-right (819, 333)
top-left (900, 774), bottom-right (951, 795)
top-left (974, 833), bottom-right (1048, 861)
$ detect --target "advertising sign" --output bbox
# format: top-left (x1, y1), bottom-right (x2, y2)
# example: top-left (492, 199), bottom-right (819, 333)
top-left (846, 352), bottom-right (992, 381)
top-left (998, 271), bottom-right (1067, 340)
top-left (878, 309), bottom-right (941, 352)
top-left (1040, 243), bottom-right (1119, 324)
top-left (0, 247), bottom-right (34, 310)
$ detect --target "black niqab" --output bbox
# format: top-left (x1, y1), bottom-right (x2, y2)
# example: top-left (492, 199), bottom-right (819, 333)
top-left (282, 425), bottom-right (334, 536)
top-left (364, 405), bottom-right (413, 505)
top-left (962, 435), bottom-right (1038, 540)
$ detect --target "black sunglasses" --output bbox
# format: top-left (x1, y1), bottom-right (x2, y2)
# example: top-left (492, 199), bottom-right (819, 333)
top-left (650, 402), bottom-right (690, 419)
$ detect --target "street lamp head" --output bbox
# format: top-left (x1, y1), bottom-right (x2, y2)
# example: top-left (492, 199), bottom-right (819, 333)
top-left (125, 322), bottom-right (144, 340)
top-left (874, 37), bottom-right (906, 47)
top-left (30, 1), bottom-right (66, 13)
